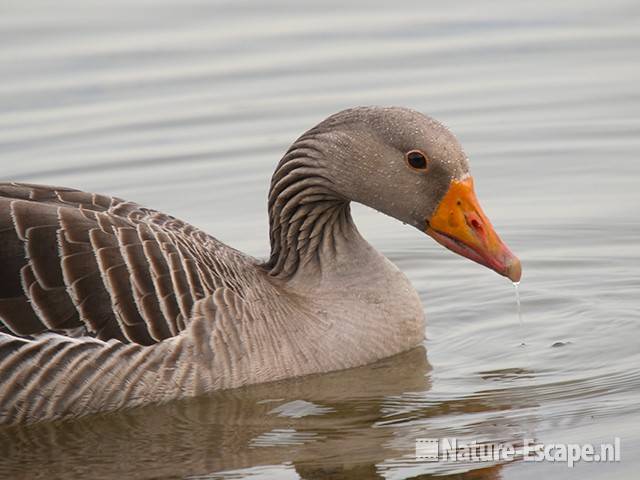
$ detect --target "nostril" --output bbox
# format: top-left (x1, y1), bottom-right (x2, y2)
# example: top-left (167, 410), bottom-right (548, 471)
top-left (470, 218), bottom-right (483, 233)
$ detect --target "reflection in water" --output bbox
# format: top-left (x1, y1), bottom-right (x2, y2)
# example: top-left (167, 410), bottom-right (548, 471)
top-left (0, 347), bottom-right (513, 479)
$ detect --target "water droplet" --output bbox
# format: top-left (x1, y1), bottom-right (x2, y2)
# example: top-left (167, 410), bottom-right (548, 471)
top-left (513, 281), bottom-right (525, 347)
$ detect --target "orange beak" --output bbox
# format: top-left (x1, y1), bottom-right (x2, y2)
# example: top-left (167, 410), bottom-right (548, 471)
top-left (426, 176), bottom-right (522, 282)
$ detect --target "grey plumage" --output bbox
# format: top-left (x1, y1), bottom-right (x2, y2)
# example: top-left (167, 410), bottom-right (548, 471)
top-left (0, 107), bottom-right (476, 424)
top-left (0, 183), bottom-right (271, 423)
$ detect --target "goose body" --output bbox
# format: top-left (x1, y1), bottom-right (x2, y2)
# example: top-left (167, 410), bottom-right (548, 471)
top-left (0, 107), bottom-right (520, 424)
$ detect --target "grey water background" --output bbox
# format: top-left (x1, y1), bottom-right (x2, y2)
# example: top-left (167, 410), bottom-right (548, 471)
top-left (0, 0), bottom-right (639, 478)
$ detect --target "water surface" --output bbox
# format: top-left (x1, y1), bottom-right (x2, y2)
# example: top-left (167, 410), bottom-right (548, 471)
top-left (0, 1), bottom-right (639, 478)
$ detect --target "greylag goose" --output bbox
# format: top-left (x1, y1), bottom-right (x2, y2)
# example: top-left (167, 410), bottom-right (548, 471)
top-left (0, 107), bottom-right (521, 424)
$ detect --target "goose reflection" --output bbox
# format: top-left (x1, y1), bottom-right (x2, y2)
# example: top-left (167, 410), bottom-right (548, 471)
top-left (0, 347), bottom-right (520, 479)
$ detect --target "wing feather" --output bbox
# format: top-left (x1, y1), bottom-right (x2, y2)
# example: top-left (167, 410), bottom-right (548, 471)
top-left (0, 182), bottom-right (255, 346)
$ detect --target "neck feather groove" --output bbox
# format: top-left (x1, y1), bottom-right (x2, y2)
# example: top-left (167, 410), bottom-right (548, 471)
top-left (265, 135), bottom-right (352, 279)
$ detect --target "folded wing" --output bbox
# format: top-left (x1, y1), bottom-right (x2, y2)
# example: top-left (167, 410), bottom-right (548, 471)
top-left (0, 182), bottom-right (254, 345)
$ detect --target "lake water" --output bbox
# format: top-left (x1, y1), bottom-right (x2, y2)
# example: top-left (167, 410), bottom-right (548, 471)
top-left (0, 1), bottom-right (639, 478)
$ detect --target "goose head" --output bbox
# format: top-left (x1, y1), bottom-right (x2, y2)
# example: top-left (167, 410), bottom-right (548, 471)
top-left (303, 106), bottom-right (522, 282)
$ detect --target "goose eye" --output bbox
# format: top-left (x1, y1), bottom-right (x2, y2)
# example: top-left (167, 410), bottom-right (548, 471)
top-left (405, 150), bottom-right (428, 170)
